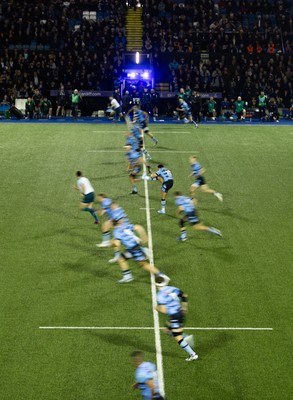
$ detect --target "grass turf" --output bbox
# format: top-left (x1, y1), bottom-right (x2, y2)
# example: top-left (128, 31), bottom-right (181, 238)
top-left (1, 123), bottom-right (293, 399)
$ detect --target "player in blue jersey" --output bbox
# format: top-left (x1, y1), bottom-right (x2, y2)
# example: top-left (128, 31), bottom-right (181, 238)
top-left (174, 191), bottom-right (222, 241)
top-left (189, 155), bottom-right (223, 201)
top-left (111, 218), bottom-right (170, 283)
top-left (131, 105), bottom-right (159, 146)
top-left (125, 144), bottom-right (144, 194)
top-left (95, 194), bottom-right (129, 263)
top-left (155, 276), bottom-right (198, 362)
top-left (131, 351), bottom-right (165, 400)
top-left (129, 123), bottom-right (152, 160)
top-left (142, 164), bottom-right (174, 214)
top-left (176, 98), bottom-right (198, 127)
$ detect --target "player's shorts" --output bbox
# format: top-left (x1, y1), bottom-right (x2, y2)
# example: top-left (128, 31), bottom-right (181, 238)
top-left (82, 192), bottom-right (95, 203)
top-left (138, 137), bottom-right (144, 149)
top-left (140, 121), bottom-right (149, 133)
top-left (129, 164), bottom-right (141, 176)
top-left (169, 311), bottom-right (185, 329)
top-left (192, 176), bottom-right (206, 187)
top-left (183, 110), bottom-right (192, 118)
top-left (122, 245), bottom-right (146, 262)
top-left (114, 106), bottom-right (121, 116)
top-left (186, 211), bottom-right (199, 225)
top-left (161, 180), bottom-right (174, 193)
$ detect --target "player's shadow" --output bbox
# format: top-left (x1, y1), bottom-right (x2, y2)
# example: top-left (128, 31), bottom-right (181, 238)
top-left (87, 331), bottom-right (179, 359)
top-left (193, 244), bottom-right (237, 263)
top-left (200, 207), bottom-right (251, 222)
top-left (61, 259), bottom-right (115, 281)
top-left (91, 173), bottom-right (125, 181)
top-left (40, 205), bottom-right (81, 220)
top-left (197, 332), bottom-right (235, 356)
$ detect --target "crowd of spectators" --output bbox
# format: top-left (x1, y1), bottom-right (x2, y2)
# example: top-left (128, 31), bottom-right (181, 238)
top-left (142, 0), bottom-right (293, 108)
top-left (0, 0), bottom-right (292, 117)
top-left (0, 0), bottom-right (127, 104)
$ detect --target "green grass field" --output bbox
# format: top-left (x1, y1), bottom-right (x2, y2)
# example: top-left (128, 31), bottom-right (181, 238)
top-left (1, 122), bottom-right (293, 400)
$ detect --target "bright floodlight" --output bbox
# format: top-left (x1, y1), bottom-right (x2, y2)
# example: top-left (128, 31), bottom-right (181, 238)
top-left (142, 72), bottom-right (149, 79)
top-left (127, 72), bottom-right (136, 79)
top-left (135, 52), bottom-right (139, 64)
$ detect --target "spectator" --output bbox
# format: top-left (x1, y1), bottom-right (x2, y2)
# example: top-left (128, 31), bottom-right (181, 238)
top-left (71, 89), bottom-right (82, 120)
top-left (122, 90), bottom-right (132, 114)
top-left (32, 88), bottom-right (42, 118)
top-left (268, 98), bottom-right (279, 122)
top-left (40, 95), bottom-right (52, 119)
top-left (258, 91), bottom-right (267, 120)
top-left (56, 84), bottom-right (66, 117)
top-left (207, 96), bottom-right (217, 120)
top-left (25, 97), bottom-right (35, 119)
top-left (150, 88), bottom-right (159, 120)
top-left (189, 91), bottom-right (202, 124)
top-left (234, 96), bottom-right (247, 121)
top-left (140, 88), bottom-right (151, 114)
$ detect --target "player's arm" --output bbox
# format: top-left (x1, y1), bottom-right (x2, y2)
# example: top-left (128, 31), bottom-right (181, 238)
top-left (176, 205), bottom-right (184, 217)
top-left (143, 111), bottom-right (149, 123)
top-left (111, 238), bottom-right (121, 249)
top-left (155, 304), bottom-right (167, 314)
top-left (178, 290), bottom-right (188, 314)
top-left (133, 224), bottom-right (148, 244)
top-left (145, 379), bottom-right (156, 397)
top-left (198, 167), bottom-right (205, 176)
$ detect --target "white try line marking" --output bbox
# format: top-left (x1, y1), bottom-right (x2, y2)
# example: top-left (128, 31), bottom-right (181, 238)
top-left (142, 151), bottom-right (165, 396)
top-left (38, 326), bottom-right (273, 331)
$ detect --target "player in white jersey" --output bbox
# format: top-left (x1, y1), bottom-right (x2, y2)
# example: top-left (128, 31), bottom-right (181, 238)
top-left (155, 275), bottom-right (198, 361)
top-left (131, 351), bottom-right (164, 400)
top-left (73, 171), bottom-right (99, 224)
top-left (107, 96), bottom-right (123, 121)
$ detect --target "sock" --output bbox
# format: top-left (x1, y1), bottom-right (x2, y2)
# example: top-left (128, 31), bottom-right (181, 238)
top-left (114, 251), bottom-right (120, 259)
top-left (180, 230), bottom-right (187, 239)
top-left (102, 231), bottom-right (111, 242)
top-left (84, 207), bottom-right (99, 222)
top-left (161, 199), bottom-right (166, 211)
top-left (152, 136), bottom-right (158, 143)
top-left (122, 269), bottom-right (132, 277)
top-left (132, 184), bottom-right (137, 192)
top-left (178, 338), bottom-right (195, 356)
top-left (208, 227), bottom-right (221, 236)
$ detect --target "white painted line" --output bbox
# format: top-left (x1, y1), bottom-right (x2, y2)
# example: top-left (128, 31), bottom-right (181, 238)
top-left (39, 326), bottom-right (273, 331)
top-left (142, 151), bottom-right (165, 397)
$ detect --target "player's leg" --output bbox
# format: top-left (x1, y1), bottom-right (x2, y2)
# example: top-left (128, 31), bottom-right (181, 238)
top-left (117, 256), bottom-right (133, 283)
top-left (138, 261), bottom-right (170, 283)
top-left (158, 181), bottom-right (173, 214)
top-left (200, 183), bottom-right (223, 202)
top-left (108, 241), bottom-right (121, 264)
top-left (129, 173), bottom-right (138, 194)
top-left (170, 315), bottom-right (198, 361)
top-left (190, 182), bottom-right (198, 199)
top-left (144, 126), bottom-right (158, 146)
top-left (194, 222), bottom-right (222, 237)
top-left (158, 189), bottom-right (167, 214)
top-left (96, 219), bottom-right (112, 247)
top-left (177, 215), bottom-right (188, 241)
top-left (79, 198), bottom-right (99, 223)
